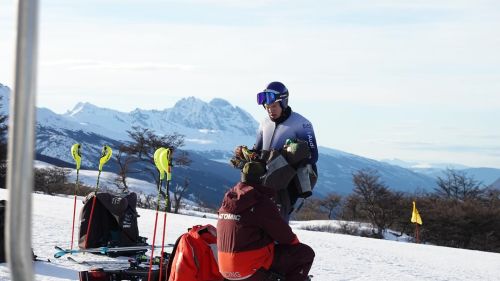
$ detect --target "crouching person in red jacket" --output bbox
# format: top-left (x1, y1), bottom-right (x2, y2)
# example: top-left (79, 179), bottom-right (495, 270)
top-left (217, 161), bottom-right (315, 281)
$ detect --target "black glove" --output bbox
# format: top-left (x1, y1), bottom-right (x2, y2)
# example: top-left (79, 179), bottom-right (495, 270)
top-left (282, 138), bottom-right (311, 166)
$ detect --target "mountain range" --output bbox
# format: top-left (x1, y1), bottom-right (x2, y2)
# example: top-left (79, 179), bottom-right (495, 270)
top-left (382, 158), bottom-right (500, 187)
top-left (1, 83), bottom-right (499, 207)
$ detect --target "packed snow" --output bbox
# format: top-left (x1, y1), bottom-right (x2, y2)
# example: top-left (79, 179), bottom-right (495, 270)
top-left (0, 189), bottom-right (499, 280)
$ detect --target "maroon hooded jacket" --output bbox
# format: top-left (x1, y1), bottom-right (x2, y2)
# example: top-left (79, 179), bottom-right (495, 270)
top-left (217, 182), bottom-right (299, 280)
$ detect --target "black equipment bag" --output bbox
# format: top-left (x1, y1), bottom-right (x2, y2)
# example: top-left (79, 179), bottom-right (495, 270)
top-left (79, 267), bottom-right (166, 281)
top-left (0, 200), bottom-right (36, 263)
top-left (79, 192), bottom-right (144, 254)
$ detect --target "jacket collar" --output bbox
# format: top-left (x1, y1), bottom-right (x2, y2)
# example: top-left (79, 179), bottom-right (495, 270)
top-left (271, 106), bottom-right (292, 124)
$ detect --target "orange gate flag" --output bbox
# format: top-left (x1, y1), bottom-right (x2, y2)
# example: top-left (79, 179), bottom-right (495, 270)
top-left (411, 201), bottom-right (423, 225)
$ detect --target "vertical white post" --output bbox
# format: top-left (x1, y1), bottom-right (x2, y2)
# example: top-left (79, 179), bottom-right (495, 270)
top-left (6, 0), bottom-right (39, 280)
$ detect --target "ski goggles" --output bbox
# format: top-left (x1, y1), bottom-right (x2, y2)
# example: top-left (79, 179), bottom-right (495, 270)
top-left (256, 90), bottom-right (288, 105)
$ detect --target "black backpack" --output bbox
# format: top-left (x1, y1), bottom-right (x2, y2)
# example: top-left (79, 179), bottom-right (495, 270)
top-left (78, 192), bottom-right (145, 254)
top-left (0, 200), bottom-right (37, 263)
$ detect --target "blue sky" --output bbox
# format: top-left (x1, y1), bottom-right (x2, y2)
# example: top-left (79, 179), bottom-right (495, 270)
top-left (1, 0), bottom-right (500, 168)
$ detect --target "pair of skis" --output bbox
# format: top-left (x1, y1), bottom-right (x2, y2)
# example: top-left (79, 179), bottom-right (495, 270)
top-left (148, 147), bottom-right (173, 281)
top-left (55, 244), bottom-right (174, 259)
top-left (55, 245), bottom-right (154, 259)
top-left (67, 251), bottom-right (171, 269)
top-left (69, 144), bottom-right (113, 251)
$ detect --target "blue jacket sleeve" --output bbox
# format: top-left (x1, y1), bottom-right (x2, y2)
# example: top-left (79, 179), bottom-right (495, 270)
top-left (296, 122), bottom-right (318, 164)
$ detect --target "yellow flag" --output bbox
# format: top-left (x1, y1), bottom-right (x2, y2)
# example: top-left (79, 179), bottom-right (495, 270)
top-left (411, 201), bottom-right (423, 225)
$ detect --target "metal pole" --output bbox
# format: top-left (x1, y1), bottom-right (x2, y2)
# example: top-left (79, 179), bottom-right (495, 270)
top-left (6, 0), bottom-right (39, 280)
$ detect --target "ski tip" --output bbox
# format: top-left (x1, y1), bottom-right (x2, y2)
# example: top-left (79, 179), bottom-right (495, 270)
top-left (99, 247), bottom-right (109, 254)
top-left (54, 251), bottom-right (66, 259)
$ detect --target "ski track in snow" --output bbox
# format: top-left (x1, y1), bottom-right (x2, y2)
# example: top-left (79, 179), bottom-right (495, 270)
top-left (0, 189), bottom-right (500, 280)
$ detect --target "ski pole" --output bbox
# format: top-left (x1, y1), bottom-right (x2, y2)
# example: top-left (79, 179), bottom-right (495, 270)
top-left (83, 145), bottom-right (112, 250)
top-left (148, 147), bottom-right (166, 281)
top-left (70, 143), bottom-right (82, 251)
top-left (158, 148), bottom-right (172, 281)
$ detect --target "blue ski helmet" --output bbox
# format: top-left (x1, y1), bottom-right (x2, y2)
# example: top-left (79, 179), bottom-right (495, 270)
top-left (258, 81), bottom-right (289, 109)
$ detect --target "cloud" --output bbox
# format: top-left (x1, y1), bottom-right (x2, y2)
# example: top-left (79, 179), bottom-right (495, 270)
top-left (42, 60), bottom-right (195, 71)
top-left (186, 138), bottom-right (214, 145)
top-left (393, 141), bottom-right (500, 154)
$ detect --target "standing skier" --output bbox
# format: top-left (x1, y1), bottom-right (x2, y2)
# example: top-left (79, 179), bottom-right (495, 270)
top-left (254, 81), bottom-right (318, 221)
top-left (217, 161), bottom-right (315, 281)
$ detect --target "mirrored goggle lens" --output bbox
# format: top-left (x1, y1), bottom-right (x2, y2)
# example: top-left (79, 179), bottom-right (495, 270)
top-left (257, 92), bottom-right (278, 105)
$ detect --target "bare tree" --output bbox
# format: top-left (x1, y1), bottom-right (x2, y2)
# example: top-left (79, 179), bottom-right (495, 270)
top-left (352, 169), bottom-right (403, 237)
top-left (137, 192), bottom-right (156, 210)
top-left (114, 144), bottom-right (141, 193)
top-left (126, 126), bottom-right (150, 158)
top-left (292, 198), bottom-right (329, 220)
top-left (435, 168), bottom-right (483, 201)
top-left (116, 126), bottom-right (190, 193)
top-left (320, 193), bottom-right (342, 219)
top-left (172, 177), bottom-right (190, 214)
top-left (34, 167), bottom-right (71, 195)
top-left (341, 195), bottom-right (361, 221)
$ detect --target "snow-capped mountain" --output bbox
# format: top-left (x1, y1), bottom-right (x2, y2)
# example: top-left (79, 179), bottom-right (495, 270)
top-left (164, 97), bottom-right (258, 136)
top-left (381, 158), bottom-right (469, 171)
top-left (317, 147), bottom-right (436, 195)
top-left (1, 86), bottom-right (256, 165)
top-left (61, 97), bottom-right (258, 151)
top-left (2, 83), bottom-right (442, 204)
top-left (41, 98), bottom-right (439, 195)
top-left (58, 98), bottom-right (256, 163)
top-left (382, 158), bottom-right (500, 186)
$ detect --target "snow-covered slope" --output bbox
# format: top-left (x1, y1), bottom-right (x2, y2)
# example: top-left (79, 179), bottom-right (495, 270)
top-left (1, 189), bottom-right (500, 280)
top-left (489, 178), bottom-right (500, 189)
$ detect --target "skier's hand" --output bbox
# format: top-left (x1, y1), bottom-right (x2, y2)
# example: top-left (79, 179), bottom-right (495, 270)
top-left (230, 145), bottom-right (259, 169)
top-left (230, 145), bottom-right (246, 169)
top-left (230, 156), bottom-right (246, 169)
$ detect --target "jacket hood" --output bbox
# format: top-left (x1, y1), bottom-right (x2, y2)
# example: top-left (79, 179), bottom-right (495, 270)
top-left (219, 182), bottom-right (276, 214)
